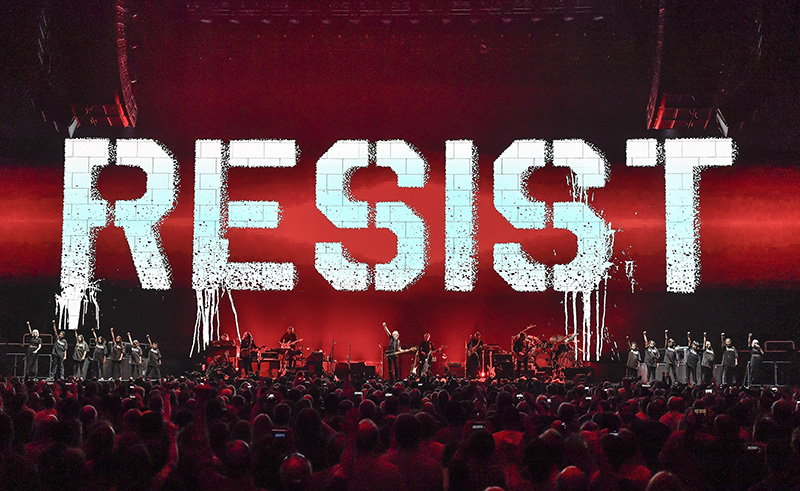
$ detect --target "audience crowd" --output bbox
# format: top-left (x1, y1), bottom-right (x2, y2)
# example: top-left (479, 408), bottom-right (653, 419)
top-left (0, 373), bottom-right (799, 491)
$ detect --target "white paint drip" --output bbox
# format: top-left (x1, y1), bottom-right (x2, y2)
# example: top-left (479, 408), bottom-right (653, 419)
top-left (625, 261), bottom-right (637, 293)
top-left (190, 287), bottom-right (243, 356)
top-left (55, 281), bottom-right (101, 332)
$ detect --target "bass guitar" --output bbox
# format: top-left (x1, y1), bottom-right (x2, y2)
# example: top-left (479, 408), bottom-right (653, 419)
top-left (386, 347), bottom-right (417, 357)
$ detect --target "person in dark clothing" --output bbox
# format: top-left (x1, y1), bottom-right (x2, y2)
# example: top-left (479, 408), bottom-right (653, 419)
top-left (748, 332), bottom-right (764, 386)
top-left (643, 331), bottom-right (659, 383)
top-left (128, 332), bottom-right (143, 379)
top-left (720, 332), bottom-right (738, 385)
top-left (383, 322), bottom-right (402, 382)
top-left (73, 332), bottom-right (89, 379)
top-left (466, 332), bottom-right (484, 378)
top-left (512, 328), bottom-right (533, 378)
top-left (49, 322), bottom-right (68, 381)
top-left (109, 327), bottom-right (124, 380)
top-left (239, 331), bottom-right (256, 377)
top-left (279, 326), bottom-right (300, 369)
top-left (701, 332), bottom-right (715, 385)
top-left (625, 337), bottom-right (641, 380)
top-left (685, 334), bottom-right (700, 385)
top-left (417, 332), bottom-right (433, 377)
top-left (146, 334), bottom-right (162, 380)
top-left (90, 329), bottom-right (106, 379)
top-left (663, 330), bottom-right (678, 384)
top-left (25, 322), bottom-right (42, 378)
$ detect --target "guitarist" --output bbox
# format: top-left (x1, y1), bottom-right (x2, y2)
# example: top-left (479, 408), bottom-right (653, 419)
top-left (512, 329), bottom-right (532, 378)
top-left (383, 322), bottom-right (401, 382)
top-left (239, 331), bottom-right (257, 377)
top-left (279, 326), bottom-right (301, 369)
top-left (466, 331), bottom-right (484, 378)
top-left (418, 333), bottom-right (432, 377)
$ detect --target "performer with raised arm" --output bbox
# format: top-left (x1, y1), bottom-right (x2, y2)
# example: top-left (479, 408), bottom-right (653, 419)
top-left (239, 331), bottom-right (256, 377)
top-left (685, 333), bottom-right (700, 385)
top-left (73, 331), bottom-right (89, 379)
top-left (146, 334), bottom-right (162, 380)
top-left (748, 332), bottom-right (764, 387)
top-left (663, 330), bottom-right (678, 384)
top-left (109, 328), bottom-right (124, 380)
top-left (50, 320), bottom-right (68, 381)
top-left (642, 331), bottom-right (658, 383)
top-left (720, 332), bottom-right (738, 385)
top-left (25, 321), bottom-right (42, 378)
top-left (700, 332), bottom-right (715, 385)
top-left (383, 322), bottom-right (401, 382)
top-left (279, 326), bottom-right (302, 370)
top-left (466, 331), bottom-right (484, 378)
top-left (90, 329), bottom-right (107, 379)
top-left (128, 332), bottom-right (143, 379)
top-left (625, 336), bottom-right (641, 380)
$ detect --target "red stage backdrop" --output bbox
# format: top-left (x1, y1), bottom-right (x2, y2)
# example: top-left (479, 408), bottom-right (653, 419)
top-left (1, 2), bottom-right (799, 371)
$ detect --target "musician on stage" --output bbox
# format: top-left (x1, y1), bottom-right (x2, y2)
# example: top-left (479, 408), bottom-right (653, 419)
top-left (625, 336), bottom-right (640, 380)
top-left (239, 331), bottom-right (257, 377)
top-left (383, 322), bottom-right (402, 382)
top-left (720, 332), bottom-right (738, 385)
top-left (512, 328), bottom-right (532, 378)
top-left (663, 330), bottom-right (678, 384)
top-left (466, 331), bottom-right (484, 378)
top-left (25, 322), bottom-right (42, 378)
top-left (418, 333), bottom-right (432, 376)
top-left (279, 326), bottom-right (300, 369)
top-left (748, 332), bottom-right (763, 386)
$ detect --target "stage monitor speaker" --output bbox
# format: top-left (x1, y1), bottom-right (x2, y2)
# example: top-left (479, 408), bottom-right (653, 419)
top-left (351, 362), bottom-right (366, 377)
top-left (565, 367), bottom-right (595, 384)
top-left (447, 362), bottom-right (465, 378)
top-left (260, 359), bottom-right (280, 378)
top-left (495, 361), bottom-right (514, 379)
top-left (334, 362), bottom-right (351, 379)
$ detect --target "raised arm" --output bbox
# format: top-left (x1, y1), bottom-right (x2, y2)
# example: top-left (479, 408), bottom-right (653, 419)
top-left (382, 322), bottom-right (391, 337)
top-left (626, 336), bottom-right (632, 349)
top-left (147, 334), bottom-right (152, 346)
top-left (26, 321), bottom-right (32, 335)
top-left (703, 332), bottom-right (707, 348)
top-left (92, 328), bottom-right (98, 342)
top-left (748, 332), bottom-right (753, 348)
top-left (110, 327), bottom-right (115, 341)
top-left (643, 330), bottom-right (649, 346)
top-left (127, 331), bottom-right (133, 345)
top-left (687, 332), bottom-right (692, 346)
top-left (721, 332), bottom-right (725, 348)
top-left (664, 330), bottom-right (669, 348)
top-left (52, 320), bottom-right (58, 336)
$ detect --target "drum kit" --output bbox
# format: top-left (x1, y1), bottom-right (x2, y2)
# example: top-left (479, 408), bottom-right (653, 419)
top-left (515, 330), bottom-right (582, 381)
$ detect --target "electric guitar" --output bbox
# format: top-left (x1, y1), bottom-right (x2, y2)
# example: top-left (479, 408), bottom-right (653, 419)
top-left (279, 338), bottom-right (304, 350)
top-left (420, 346), bottom-right (445, 376)
top-left (386, 346), bottom-right (417, 357)
top-left (467, 341), bottom-right (484, 357)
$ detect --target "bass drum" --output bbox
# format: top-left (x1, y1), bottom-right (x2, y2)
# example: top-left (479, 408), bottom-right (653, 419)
top-left (529, 351), bottom-right (551, 370)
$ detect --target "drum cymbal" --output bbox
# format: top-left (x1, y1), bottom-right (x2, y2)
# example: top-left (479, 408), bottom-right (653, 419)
top-left (549, 334), bottom-right (569, 344)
